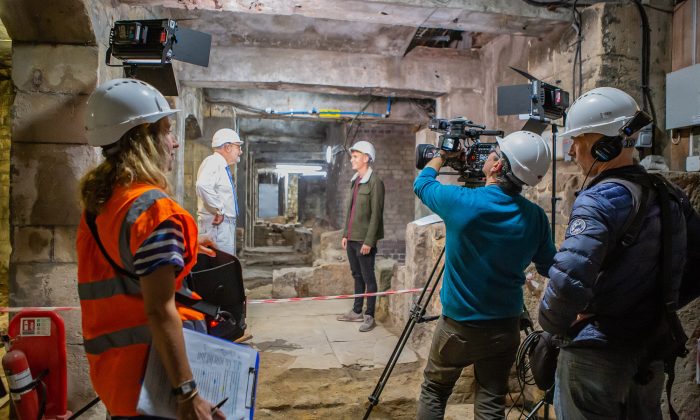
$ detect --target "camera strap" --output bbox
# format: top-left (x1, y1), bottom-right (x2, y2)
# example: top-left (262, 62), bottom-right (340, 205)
top-left (84, 211), bottom-right (221, 318)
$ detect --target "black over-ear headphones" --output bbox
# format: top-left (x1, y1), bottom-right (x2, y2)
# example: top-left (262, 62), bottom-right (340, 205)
top-left (589, 110), bottom-right (653, 162)
top-left (590, 135), bottom-right (623, 162)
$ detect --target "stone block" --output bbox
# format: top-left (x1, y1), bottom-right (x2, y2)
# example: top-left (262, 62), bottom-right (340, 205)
top-left (11, 143), bottom-right (100, 226)
top-left (54, 226), bottom-right (78, 262)
top-left (293, 226), bottom-right (312, 253)
top-left (318, 229), bottom-right (347, 263)
top-left (272, 262), bottom-right (352, 299)
top-left (10, 262), bottom-right (78, 307)
top-left (373, 258), bottom-right (397, 323)
top-left (12, 226), bottom-right (52, 263)
top-left (66, 343), bottom-right (106, 419)
top-left (0, 1), bottom-right (95, 44)
top-left (13, 44), bottom-right (98, 94)
top-left (12, 92), bottom-right (89, 143)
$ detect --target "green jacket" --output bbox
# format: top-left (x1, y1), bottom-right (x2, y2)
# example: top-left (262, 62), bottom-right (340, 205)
top-left (342, 168), bottom-right (384, 247)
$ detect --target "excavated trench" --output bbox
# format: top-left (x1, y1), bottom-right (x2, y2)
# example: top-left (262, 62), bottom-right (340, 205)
top-left (240, 246), bottom-right (531, 420)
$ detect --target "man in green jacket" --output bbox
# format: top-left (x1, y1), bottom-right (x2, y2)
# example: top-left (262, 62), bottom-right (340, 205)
top-left (337, 140), bottom-right (385, 332)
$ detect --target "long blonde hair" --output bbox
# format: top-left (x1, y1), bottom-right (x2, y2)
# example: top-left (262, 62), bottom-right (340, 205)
top-left (80, 123), bottom-right (170, 214)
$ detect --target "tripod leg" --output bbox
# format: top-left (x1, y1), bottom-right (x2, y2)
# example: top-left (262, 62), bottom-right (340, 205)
top-left (524, 386), bottom-right (554, 420)
top-left (363, 248), bottom-right (445, 420)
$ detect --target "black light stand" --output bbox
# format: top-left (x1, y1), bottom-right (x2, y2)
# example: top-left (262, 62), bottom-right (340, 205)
top-left (550, 124), bottom-right (559, 241)
top-left (363, 247), bottom-right (445, 419)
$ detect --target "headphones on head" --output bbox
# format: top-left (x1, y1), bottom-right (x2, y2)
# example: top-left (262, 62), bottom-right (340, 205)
top-left (589, 110), bottom-right (653, 162)
top-left (590, 135), bottom-right (624, 162)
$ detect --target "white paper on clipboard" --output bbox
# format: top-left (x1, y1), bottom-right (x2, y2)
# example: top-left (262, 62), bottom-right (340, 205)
top-left (137, 328), bottom-right (259, 419)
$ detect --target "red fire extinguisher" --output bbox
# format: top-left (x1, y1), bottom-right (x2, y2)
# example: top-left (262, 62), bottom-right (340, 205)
top-left (2, 347), bottom-right (43, 420)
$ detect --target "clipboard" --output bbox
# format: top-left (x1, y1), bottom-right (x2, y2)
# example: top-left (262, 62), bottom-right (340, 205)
top-left (137, 328), bottom-right (259, 419)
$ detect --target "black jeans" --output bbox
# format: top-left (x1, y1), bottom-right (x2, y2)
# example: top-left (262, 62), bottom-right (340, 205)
top-left (346, 240), bottom-right (377, 317)
top-left (417, 315), bottom-right (520, 420)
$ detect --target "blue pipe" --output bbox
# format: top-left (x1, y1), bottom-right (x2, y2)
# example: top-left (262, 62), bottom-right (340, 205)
top-left (265, 97), bottom-right (393, 118)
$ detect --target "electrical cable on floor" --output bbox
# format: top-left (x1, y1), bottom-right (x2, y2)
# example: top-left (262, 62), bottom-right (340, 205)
top-left (509, 330), bottom-right (544, 420)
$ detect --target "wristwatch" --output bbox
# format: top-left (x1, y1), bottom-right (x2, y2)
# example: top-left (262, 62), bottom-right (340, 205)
top-left (172, 379), bottom-right (197, 397)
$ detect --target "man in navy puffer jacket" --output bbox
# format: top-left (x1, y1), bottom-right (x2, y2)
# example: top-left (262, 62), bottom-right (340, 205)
top-left (539, 87), bottom-right (700, 420)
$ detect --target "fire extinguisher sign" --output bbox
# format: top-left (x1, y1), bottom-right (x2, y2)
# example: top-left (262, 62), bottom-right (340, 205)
top-left (20, 317), bottom-right (51, 336)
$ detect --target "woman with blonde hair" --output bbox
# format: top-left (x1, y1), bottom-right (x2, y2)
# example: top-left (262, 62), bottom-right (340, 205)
top-left (77, 78), bottom-right (224, 419)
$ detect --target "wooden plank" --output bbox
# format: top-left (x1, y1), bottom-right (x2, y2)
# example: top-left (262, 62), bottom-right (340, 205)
top-left (668, 128), bottom-right (691, 171)
top-left (672, 0), bottom-right (694, 71)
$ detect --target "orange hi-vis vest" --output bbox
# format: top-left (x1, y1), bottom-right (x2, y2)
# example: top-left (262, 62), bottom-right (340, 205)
top-left (77, 183), bottom-right (200, 416)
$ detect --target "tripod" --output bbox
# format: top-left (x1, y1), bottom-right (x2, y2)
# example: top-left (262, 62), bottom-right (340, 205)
top-left (524, 387), bottom-right (554, 420)
top-left (363, 247), bottom-right (445, 419)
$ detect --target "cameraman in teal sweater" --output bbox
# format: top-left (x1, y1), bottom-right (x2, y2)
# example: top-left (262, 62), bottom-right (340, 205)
top-left (413, 131), bottom-right (556, 420)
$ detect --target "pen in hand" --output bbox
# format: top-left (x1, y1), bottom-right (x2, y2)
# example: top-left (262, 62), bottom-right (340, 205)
top-left (211, 397), bottom-right (228, 414)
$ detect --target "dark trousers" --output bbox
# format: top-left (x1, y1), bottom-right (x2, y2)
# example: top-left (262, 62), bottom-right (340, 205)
top-left (555, 347), bottom-right (664, 420)
top-left (417, 316), bottom-right (520, 420)
top-left (347, 240), bottom-right (377, 317)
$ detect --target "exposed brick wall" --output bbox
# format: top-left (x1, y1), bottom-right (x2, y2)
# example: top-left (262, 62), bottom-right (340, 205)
top-left (298, 175), bottom-right (326, 223)
top-left (327, 122), bottom-right (417, 261)
top-left (377, 239), bottom-right (406, 264)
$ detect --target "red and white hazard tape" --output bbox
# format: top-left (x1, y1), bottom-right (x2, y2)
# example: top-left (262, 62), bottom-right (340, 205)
top-left (247, 287), bottom-right (428, 304)
top-left (0, 306), bottom-right (80, 313)
top-left (0, 288), bottom-right (429, 312)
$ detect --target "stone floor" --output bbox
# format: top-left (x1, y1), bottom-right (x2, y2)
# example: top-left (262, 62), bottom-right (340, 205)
top-left (247, 299), bottom-right (418, 370)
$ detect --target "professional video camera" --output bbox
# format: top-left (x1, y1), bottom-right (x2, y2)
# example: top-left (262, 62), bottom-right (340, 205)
top-left (415, 117), bottom-right (504, 183)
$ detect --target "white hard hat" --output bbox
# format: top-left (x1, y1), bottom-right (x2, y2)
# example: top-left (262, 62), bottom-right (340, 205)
top-left (560, 87), bottom-right (639, 141)
top-left (497, 131), bottom-right (551, 187)
top-left (349, 140), bottom-right (376, 162)
top-left (212, 128), bottom-right (243, 148)
top-left (85, 78), bottom-right (178, 147)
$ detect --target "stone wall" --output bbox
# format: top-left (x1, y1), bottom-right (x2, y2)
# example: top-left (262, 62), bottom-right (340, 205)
top-left (0, 20), bottom-right (11, 307)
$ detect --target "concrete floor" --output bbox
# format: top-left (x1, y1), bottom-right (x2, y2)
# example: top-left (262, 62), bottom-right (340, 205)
top-left (247, 299), bottom-right (418, 371)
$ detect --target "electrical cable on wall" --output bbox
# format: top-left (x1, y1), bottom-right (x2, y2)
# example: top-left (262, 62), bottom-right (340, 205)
top-left (571, 0), bottom-right (584, 99)
top-left (633, 0), bottom-right (658, 154)
top-left (343, 97), bottom-right (377, 151)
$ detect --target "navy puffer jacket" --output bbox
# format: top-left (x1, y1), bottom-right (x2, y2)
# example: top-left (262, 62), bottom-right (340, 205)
top-left (539, 165), bottom-right (693, 348)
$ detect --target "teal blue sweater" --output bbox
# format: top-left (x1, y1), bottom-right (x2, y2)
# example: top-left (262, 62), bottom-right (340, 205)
top-left (414, 168), bottom-right (556, 321)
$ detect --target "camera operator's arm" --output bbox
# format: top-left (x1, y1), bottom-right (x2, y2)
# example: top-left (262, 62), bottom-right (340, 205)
top-left (425, 154), bottom-right (446, 172)
top-left (413, 154), bottom-right (466, 223)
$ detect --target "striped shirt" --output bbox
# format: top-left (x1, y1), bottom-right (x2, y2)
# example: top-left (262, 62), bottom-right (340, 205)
top-left (133, 218), bottom-right (185, 276)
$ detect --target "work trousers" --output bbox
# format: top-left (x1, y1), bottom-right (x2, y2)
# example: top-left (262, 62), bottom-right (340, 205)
top-left (555, 347), bottom-right (664, 420)
top-left (198, 214), bottom-right (236, 256)
top-left (347, 240), bottom-right (377, 317)
top-left (417, 315), bottom-right (520, 420)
